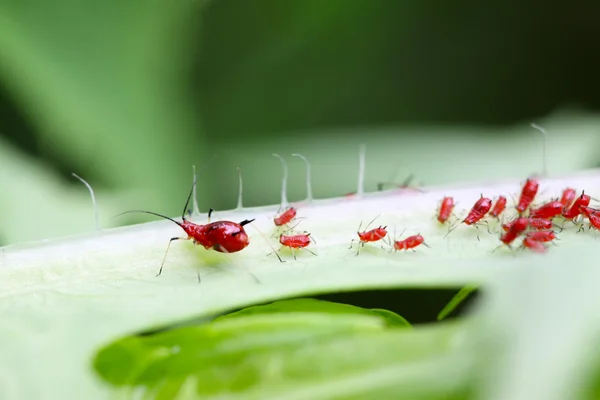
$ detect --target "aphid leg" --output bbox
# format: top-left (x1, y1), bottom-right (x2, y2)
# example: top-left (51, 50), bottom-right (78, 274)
top-left (197, 270), bottom-right (202, 284)
top-left (291, 248), bottom-right (297, 261)
top-left (304, 248), bottom-right (318, 257)
top-left (157, 237), bottom-right (188, 277)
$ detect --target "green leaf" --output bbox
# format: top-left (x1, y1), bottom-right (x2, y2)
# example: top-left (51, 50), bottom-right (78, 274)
top-left (2, 171), bottom-right (600, 398)
top-left (215, 298), bottom-right (411, 328)
top-left (94, 312), bottom-right (465, 399)
top-left (437, 285), bottom-right (479, 321)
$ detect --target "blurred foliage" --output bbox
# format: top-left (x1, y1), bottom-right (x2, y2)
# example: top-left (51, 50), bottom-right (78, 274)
top-left (1, 0), bottom-right (600, 245)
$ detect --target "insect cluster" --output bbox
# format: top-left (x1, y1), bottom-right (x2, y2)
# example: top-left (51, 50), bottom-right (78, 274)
top-left (439, 178), bottom-right (598, 254)
top-left (107, 146), bottom-right (598, 280)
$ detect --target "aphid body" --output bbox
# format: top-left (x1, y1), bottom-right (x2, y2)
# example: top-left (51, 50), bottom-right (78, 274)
top-left (562, 192), bottom-right (591, 220)
top-left (274, 207), bottom-right (297, 227)
top-left (437, 196), bottom-right (455, 223)
top-left (502, 217), bottom-right (552, 232)
top-left (530, 200), bottom-right (564, 220)
top-left (280, 233), bottom-right (312, 249)
top-left (500, 217), bottom-right (528, 245)
top-left (463, 196), bottom-right (492, 225)
top-left (523, 237), bottom-right (547, 253)
top-left (489, 196), bottom-right (507, 218)
top-left (560, 187), bottom-right (577, 207)
top-left (393, 234), bottom-right (426, 251)
top-left (525, 230), bottom-right (556, 243)
top-left (516, 178), bottom-right (539, 214)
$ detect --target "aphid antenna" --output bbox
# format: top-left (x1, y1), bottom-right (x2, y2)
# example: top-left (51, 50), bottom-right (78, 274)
top-left (357, 144), bottom-right (366, 197)
top-left (273, 154), bottom-right (289, 208)
top-left (114, 175), bottom-right (197, 227)
top-left (530, 122), bottom-right (548, 177)
top-left (292, 153), bottom-right (313, 203)
top-left (72, 173), bottom-right (101, 231)
top-left (359, 214), bottom-right (382, 233)
top-left (443, 221), bottom-right (460, 239)
top-left (236, 167), bottom-right (244, 210)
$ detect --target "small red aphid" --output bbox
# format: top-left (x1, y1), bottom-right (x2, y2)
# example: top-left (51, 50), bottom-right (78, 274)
top-left (463, 196), bottom-right (493, 225)
top-left (587, 213), bottom-right (600, 231)
top-left (393, 234), bottom-right (427, 252)
top-left (502, 217), bottom-right (552, 232)
top-left (528, 218), bottom-right (553, 230)
top-left (500, 217), bottom-right (529, 245)
top-left (437, 196), bottom-right (455, 224)
top-left (530, 200), bottom-right (564, 220)
top-left (523, 237), bottom-right (547, 253)
top-left (580, 206), bottom-right (600, 231)
top-left (516, 178), bottom-right (539, 214)
top-left (349, 215), bottom-right (388, 255)
top-left (117, 177), bottom-right (254, 277)
top-left (562, 191), bottom-right (591, 220)
top-left (489, 196), bottom-right (507, 218)
top-left (274, 207), bottom-right (297, 227)
top-left (560, 187), bottom-right (577, 207)
top-left (279, 233), bottom-right (316, 259)
top-left (525, 230), bottom-right (556, 243)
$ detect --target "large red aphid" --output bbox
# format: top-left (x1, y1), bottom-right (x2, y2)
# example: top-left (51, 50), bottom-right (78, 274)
top-left (525, 230), bottom-right (556, 243)
top-left (489, 196), bottom-right (507, 218)
top-left (500, 217), bottom-right (529, 245)
top-left (274, 207), bottom-right (297, 227)
top-left (523, 237), bottom-right (547, 254)
top-left (562, 191), bottom-right (591, 220)
top-left (437, 196), bottom-right (455, 223)
top-left (393, 234), bottom-right (427, 252)
top-left (117, 178), bottom-right (254, 276)
top-left (463, 196), bottom-right (492, 225)
top-left (516, 178), bottom-right (539, 214)
top-left (560, 187), bottom-right (577, 207)
top-left (530, 200), bottom-right (564, 220)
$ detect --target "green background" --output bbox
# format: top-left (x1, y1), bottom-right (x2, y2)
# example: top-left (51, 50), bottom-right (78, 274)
top-left (1, 0), bottom-right (600, 245)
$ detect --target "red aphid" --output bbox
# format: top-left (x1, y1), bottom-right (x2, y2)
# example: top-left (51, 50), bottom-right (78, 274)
top-left (357, 227), bottom-right (387, 243)
top-left (530, 200), bottom-right (564, 220)
top-left (588, 213), bottom-right (600, 231)
top-left (516, 178), bottom-right (539, 214)
top-left (489, 196), bottom-right (507, 218)
top-left (279, 232), bottom-right (316, 260)
top-left (502, 217), bottom-right (552, 232)
top-left (463, 196), bottom-right (493, 225)
top-left (280, 233), bottom-right (312, 249)
top-left (500, 217), bottom-right (529, 245)
top-left (560, 187), bottom-right (577, 207)
top-left (523, 237), bottom-right (547, 253)
top-left (525, 230), bottom-right (556, 243)
top-left (274, 207), bottom-right (297, 226)
top-left (117, 178), bottom-right (254, 276)
top-left (393, 234), bottom-right (426, 251)
top-left (580, 206), bottom-right (600, 231)
top-left (437, 196), bottom-right (455, 223)
top-left (562, 191), bottom-right (591, 220)
top-left (528, 218), bottom-right (553, 230)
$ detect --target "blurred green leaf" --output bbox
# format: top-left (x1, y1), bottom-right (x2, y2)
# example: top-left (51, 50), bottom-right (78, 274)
top-left (94, 312), bottom-right (464, 399)
top-left (215, 298), bottom-right (411, 328)
top-left (437, 285), bottom-right (479, 321)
